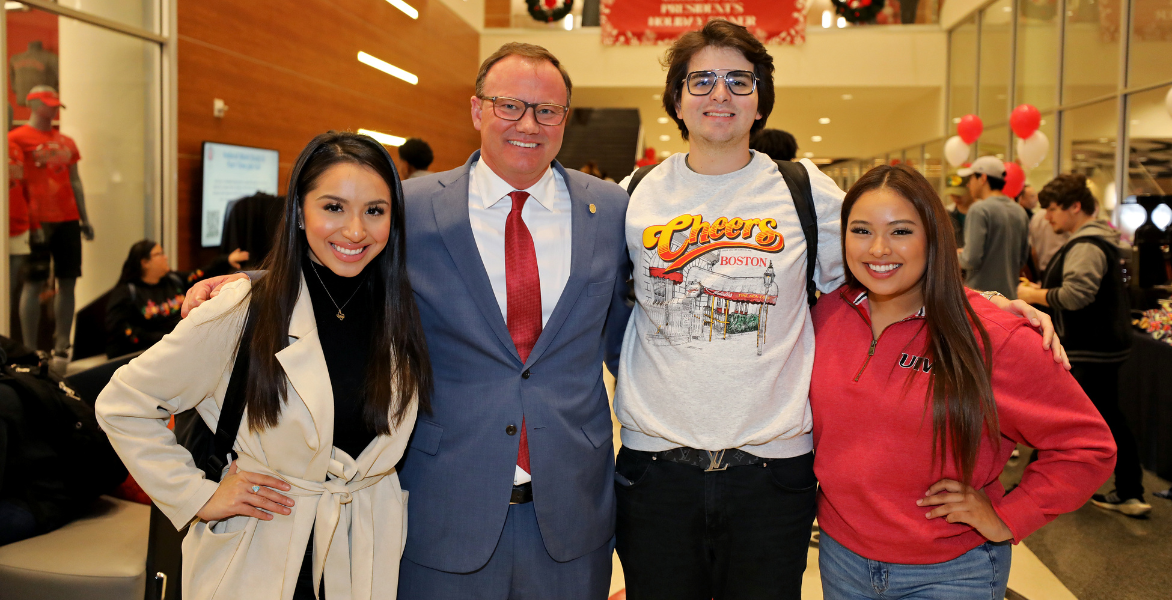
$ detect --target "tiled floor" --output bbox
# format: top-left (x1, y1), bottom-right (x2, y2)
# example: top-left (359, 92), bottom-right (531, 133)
top-left (601, 368), bottom-right (1095, 600)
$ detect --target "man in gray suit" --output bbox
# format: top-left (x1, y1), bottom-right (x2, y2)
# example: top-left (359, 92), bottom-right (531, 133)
top-left (393, 42), bottom-right (631, 599)
top-left (184, 43), bottom-right (631, 600)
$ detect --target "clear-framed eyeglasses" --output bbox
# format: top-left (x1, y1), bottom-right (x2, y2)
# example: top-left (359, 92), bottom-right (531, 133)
top-left (684, 70), bottom-right (759, 96)
top-left (479, 96), bottom-right (569, 126)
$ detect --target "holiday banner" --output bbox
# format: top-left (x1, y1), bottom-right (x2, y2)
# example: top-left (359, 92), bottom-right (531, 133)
top-left (600, 0), bottom-right (808, 46)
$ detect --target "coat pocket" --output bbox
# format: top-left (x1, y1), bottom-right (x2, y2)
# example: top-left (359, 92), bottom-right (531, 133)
top-left (181, 516), bottom-right (251, 600)
top-left (409, 420), bottom-right (443, 456)
top-left (587, 278), bottom-right (616, 297)
top-left (581, 409), bottom-right (614, 449)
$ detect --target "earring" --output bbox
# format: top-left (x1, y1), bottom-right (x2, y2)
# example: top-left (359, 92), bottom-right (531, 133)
top-left (298, 221), bottom-right (304, 230)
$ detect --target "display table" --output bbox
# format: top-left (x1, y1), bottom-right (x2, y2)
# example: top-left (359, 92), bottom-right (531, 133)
top-left (1118, 330), bottom-right (1172, 481)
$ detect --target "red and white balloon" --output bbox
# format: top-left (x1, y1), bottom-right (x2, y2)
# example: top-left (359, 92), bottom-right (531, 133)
top-left (1016, 130), bottom-right (1049, 170)
top-left (1002, 162), bottom-right (1026, 198)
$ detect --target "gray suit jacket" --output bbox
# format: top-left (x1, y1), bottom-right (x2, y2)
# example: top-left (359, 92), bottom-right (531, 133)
top-left (398, 152), bottom-right (632, 572)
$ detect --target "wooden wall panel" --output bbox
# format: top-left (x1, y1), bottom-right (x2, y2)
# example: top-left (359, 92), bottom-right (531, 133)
top-left (484, 0), bottom-right (511, 28)
top-left (177, 0), bottom-right (481, 269)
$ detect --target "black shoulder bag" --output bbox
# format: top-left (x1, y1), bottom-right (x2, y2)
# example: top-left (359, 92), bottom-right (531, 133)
top-left (175, 304), bottom-right (258, 482)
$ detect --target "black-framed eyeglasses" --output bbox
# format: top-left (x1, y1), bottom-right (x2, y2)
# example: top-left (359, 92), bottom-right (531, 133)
top-left (684, 70), bottom-right (758, 96)
top-left (479, 96), bottom-right (569, 126)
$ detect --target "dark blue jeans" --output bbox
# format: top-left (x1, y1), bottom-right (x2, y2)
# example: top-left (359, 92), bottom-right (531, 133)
top-left (615, 447), bottom-right (817, 600)
top-left (819, 533), bottom-right (1011, 600)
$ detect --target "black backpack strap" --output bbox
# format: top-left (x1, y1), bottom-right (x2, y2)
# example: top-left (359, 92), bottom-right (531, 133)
top-left (626, 164), bottom-right (658, 196)
top-left (205, 304), bottom-right (258, 478)
top-left (775, 160), bottom-right (819, 307)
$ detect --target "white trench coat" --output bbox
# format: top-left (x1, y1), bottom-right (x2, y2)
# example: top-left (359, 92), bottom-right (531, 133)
top-left (97, 278), bottom-right (416, 600)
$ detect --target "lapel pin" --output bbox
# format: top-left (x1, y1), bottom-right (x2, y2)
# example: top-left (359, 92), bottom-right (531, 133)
top-left (589, 203), bottom-right (597, 214)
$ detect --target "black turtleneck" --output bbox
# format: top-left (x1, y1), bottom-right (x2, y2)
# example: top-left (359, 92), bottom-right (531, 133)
top-left (301, 254), bottom-right (377, 460)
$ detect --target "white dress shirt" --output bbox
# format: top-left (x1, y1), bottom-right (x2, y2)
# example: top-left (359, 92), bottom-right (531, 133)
top-left (467, 158), bottom-right (573, 484)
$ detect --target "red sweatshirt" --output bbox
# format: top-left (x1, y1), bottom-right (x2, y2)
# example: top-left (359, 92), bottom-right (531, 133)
top-left (810, 285), bottom-right (1115, 564)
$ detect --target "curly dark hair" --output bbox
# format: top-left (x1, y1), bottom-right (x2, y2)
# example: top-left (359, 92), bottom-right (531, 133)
top-left (660, 19), bottom-right (775, 142)
top-left (1039, 174), bottom-right (1096, 215)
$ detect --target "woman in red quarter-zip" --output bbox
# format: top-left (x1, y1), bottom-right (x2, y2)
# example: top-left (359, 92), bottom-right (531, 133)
top-left (809, 164), bottom-right (1115, 600)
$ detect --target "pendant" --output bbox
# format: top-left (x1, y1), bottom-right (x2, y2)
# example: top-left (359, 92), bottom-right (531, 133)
top-left (336, 310), bottom-right (345, 321)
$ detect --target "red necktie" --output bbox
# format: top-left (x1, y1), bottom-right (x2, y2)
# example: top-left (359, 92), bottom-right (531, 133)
top-left (506, 190), bottom-right (541, 473)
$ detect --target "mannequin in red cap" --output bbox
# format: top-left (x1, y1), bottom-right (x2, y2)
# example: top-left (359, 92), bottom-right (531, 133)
top-left (8, 84), bottom-right (91, 374)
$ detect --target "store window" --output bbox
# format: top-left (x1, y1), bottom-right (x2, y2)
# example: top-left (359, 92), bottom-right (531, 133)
top-left (949, 16), bottom-right (978, 126)
top-left (1128, 0), bottom-right (1172, 89)
top-left (1061, 99), bottom-right (1119, 218)
top-left (1014, 0), bottom-right (1059, 112)
top-left (924, 138), bottom-right (945, 195)
top-left (903, 145), bottom-right (923, 174)
top-left (6, 4), bottom-right (162, 353)
top-left (978, 0), bottom-right (1013, 126)
top-left (55, 0), bottom-right (159, 33)
top-left (1125, 85), bottom-right (1172, 197)
top-left (978, 125), bottom-right (1010, 162)
top-left (1062, 0), bottom-right (1118, 104)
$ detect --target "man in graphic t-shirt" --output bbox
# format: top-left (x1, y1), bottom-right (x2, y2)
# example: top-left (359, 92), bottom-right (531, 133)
top-left (612, 19), bottom-right (1064, 600)
top-left (8, 85), bottom-right (91, 371)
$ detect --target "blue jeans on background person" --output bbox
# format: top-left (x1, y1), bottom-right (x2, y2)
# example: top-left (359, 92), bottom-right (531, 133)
top-left (819, 532), bottom-right (1011, 600)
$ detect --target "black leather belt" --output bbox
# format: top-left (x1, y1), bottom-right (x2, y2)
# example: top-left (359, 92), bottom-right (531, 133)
top-left (651, 447), bottom-right (767, 472)
top-left (510, 482), bottom-right (533, 504)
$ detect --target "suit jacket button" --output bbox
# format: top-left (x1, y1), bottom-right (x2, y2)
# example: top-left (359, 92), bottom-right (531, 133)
top-left (522, 370), bottom-right (531, 379)
top-left (506, 425), bottom-right (518, 436)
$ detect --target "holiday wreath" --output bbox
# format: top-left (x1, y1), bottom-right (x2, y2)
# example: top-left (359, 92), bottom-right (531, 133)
top-left (832, 0), bottom-right (886, 24)
top-left (527, 0), bottom-right (574, 23)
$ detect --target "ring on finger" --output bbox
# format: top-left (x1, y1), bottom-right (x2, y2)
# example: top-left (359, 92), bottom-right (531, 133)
top-left (251, 485), bottom-right (261, 494)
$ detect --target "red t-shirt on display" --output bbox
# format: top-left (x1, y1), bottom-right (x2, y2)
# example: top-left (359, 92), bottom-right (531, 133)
top-left (8, 140), bottom-right (31, 237)
top-left (8, 124), bottom-right (81, 223)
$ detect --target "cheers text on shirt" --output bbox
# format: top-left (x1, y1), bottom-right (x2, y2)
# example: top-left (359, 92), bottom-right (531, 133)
top-left (643, 213), bottom-right (784, 272)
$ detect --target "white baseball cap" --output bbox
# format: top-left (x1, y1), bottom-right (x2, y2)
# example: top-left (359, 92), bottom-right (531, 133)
top-left (957, 156), bottom-right (1006, 179)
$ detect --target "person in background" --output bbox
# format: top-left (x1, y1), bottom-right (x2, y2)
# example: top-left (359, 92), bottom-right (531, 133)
top-left (580, 160), bottom-right (604, 178)
top-left (1017, 184), bottom-right (1038, 216)
top-left (812, 164), bottom-right (1114, 600)
top-left (1017, 174), bottom-right (1149, 517)
top-left (750, 127), bottom-right (798, 161)
top-left (945, 183), bottom-right (974, 249)
top-left (104, 240), bottom-right (248, 358)
top-left (398, 137), bottom-right (434, 179)
top-left (1029, 185), bottom-right (1072, 275)
top-left (957, 156), bottom-right (1030, 298)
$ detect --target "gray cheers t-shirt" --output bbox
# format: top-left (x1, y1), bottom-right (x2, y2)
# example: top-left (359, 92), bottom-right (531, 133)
top-left (615, 152), bottom-right (845, 459)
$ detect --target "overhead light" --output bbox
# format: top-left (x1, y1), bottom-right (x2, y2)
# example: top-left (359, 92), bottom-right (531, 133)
top-left (386, 0), bottom-right (419, 18)
top-left (995, 153), bottom-right (1004, 159)
top-left (819, 117), bottom-right (831, 124)
top-left (657, 117), bottom-right (670, 124)
top-left (1131, 119), bottom-right (1140, 126)
top-left (4, 1), bottom-right (24, 9)
top-left (804, 152), bottom-right (815, 158)
top-left (822, 9), bottom-right (832, 28)
top-left (841, 94), bottom-right (853, 100)
top-left (658, 150), bottom-right (671, 158)
top-left (653, 93), bottom-right (662, 100)
top-left (1098, 137), bottom-right (1109, 143)
top-left (1003, 5), bottom-right (1012, 11)
top-left (1040, 119), bottom-right (1046, 125)
top-left (564, 14), bottom-right (574, 30)
top-left (811, 135), bottom-right (823, 142)
top-left (837, 16), bottom-right (846, 27)
top-left (952, 117), bottom-right (962, 123)
top-left (659, 134), bottom-right (671, 142)
top-left (358, 128), bottom-right (406, 146)
top-left (357, 51), bottom-right (418, 85)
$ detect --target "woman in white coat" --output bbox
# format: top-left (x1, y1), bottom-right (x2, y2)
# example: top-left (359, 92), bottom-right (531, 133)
top-left (96, 131), bottom-right (433, 600)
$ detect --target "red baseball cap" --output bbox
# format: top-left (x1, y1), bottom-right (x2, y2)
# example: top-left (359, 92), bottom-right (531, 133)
top-left (27, 90), bottom-right (65, 108)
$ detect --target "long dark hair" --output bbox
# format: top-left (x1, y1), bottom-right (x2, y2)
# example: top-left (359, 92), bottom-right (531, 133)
top-left (244, 131), bottom-right (432, 433)
top-left (119, 239), bottom-right (157, 285)
top-left (841, 165), bottom-right (997, 484)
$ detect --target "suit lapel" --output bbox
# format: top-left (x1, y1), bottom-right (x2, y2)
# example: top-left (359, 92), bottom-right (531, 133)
top-left (431, 151), bottom-right (520, 362)
top-left (276, 277), bottom-right (332, 452)
top-left (524, 162), bottom-right (598, 369)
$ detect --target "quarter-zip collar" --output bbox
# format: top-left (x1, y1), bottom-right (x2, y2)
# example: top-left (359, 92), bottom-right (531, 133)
top-left (838, 286), bottom-right (926, 382)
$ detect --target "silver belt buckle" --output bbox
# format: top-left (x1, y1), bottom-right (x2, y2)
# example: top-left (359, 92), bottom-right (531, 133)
top-left (704, 450), bottom-right (728, 472)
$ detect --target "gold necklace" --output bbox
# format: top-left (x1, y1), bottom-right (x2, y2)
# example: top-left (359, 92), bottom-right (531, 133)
top-left (307, 260), bottom-right (364, 321)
